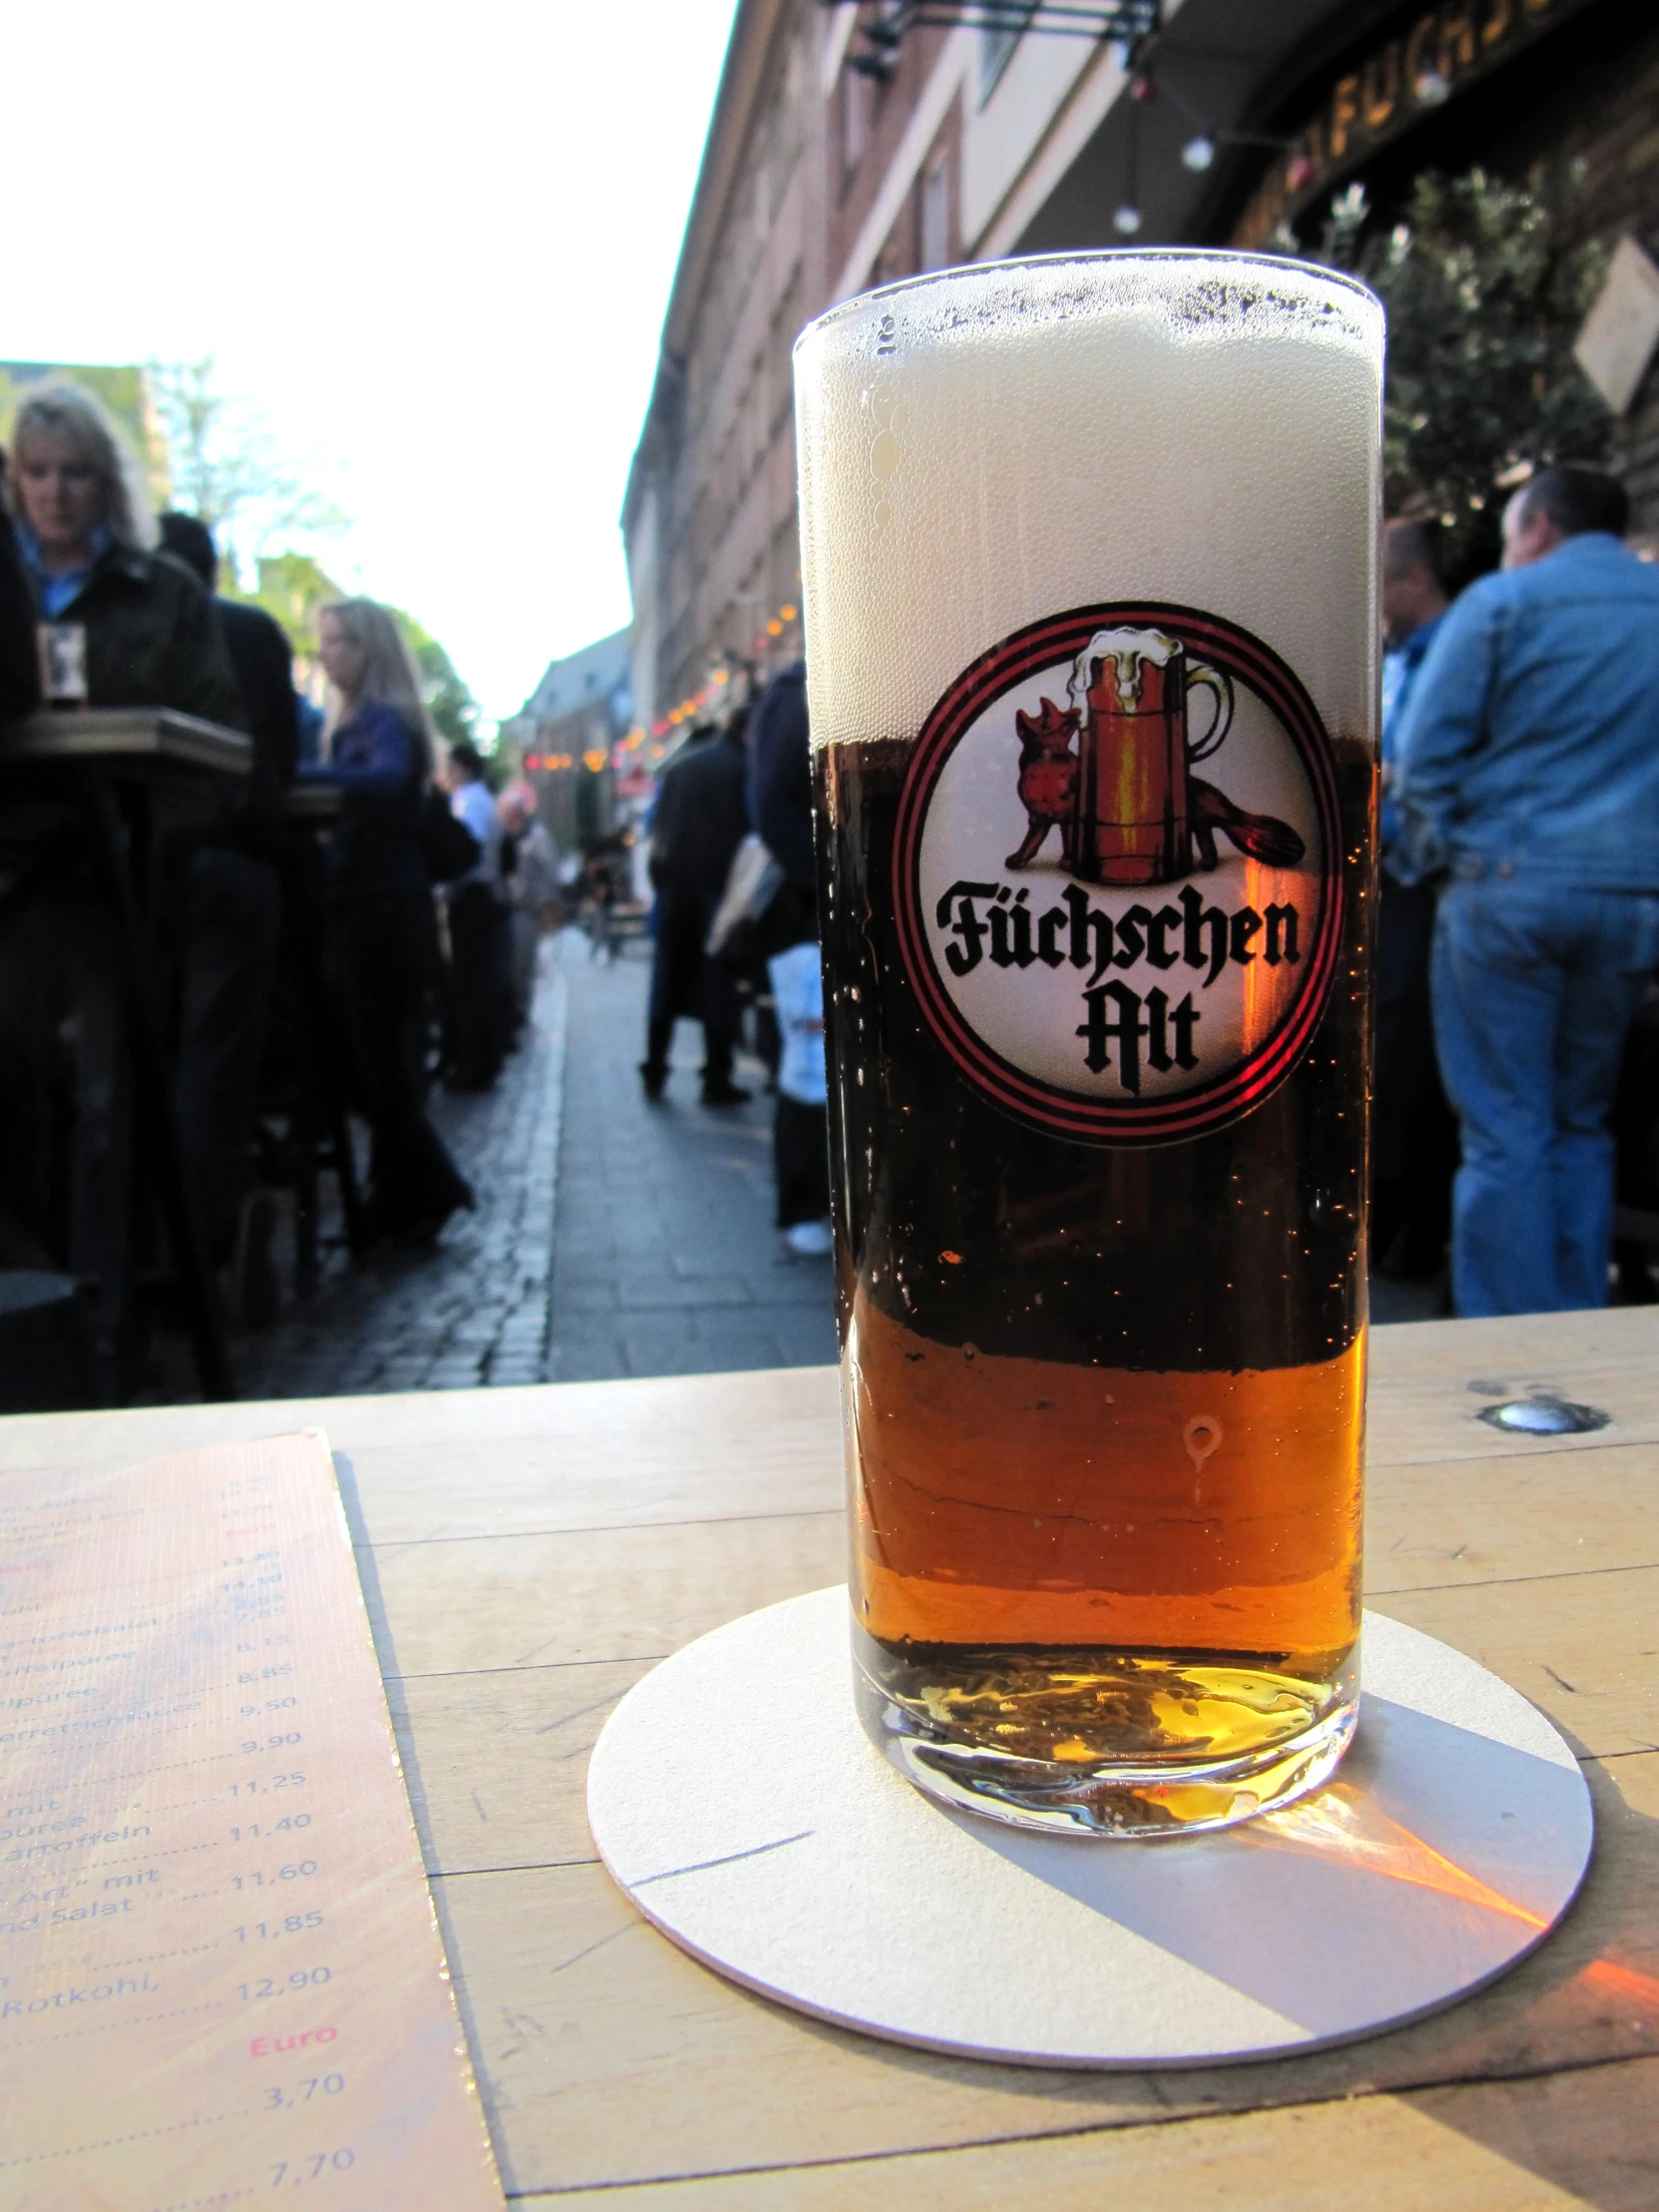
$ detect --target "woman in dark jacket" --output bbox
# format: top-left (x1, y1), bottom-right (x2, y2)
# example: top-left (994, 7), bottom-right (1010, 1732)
top-left (6, 385), bottom-right (265, 1312)
top-left (8, 382), bottom-right (243, 722)
top-left (305, 598), bottom-right (473, 1244)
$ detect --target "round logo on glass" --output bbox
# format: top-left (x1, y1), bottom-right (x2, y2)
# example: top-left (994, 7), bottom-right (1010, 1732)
top-left (893, 603), bottom-right (1345, 1144)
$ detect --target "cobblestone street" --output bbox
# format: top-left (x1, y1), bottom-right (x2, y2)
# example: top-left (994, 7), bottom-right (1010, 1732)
top-left (190, 920), bottom-right (1438, 1406)
top-left (224, 929), bottom-right (837, 1401)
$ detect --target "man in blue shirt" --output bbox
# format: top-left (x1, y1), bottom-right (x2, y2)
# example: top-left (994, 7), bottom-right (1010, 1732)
top-left (1394, 465), bottom-right (1659, 1316)
top-left (1374, 519), bottom-right (1457, 1282)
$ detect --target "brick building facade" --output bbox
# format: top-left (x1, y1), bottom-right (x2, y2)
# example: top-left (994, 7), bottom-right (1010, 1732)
top-left (625, 0), bottom-right (1659, 742)
top-left (621, 2), bottom-right (1150, 747)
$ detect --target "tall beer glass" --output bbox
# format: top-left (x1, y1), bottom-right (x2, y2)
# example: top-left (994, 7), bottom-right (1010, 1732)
top-left (794, 255), bottom-right (1382, 1837)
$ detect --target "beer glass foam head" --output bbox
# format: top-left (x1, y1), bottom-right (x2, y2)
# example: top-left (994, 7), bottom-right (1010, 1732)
top-left (795, 255), bottom-right (1382, 762)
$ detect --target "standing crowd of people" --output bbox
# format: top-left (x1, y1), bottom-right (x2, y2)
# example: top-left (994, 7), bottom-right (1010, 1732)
top-left (1382, 463), bottom-right (1659, 1317)
top-left (645, 460), bottom-right (1659, 1315)
top-left (638, 656), bottom-right (832, 1256)
top-left (6, 375), bottom-right (1657, 1356)
top-left (0, 381), bottom-right (560, 1361)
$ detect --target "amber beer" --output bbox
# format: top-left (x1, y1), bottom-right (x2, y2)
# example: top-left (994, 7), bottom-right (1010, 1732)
top-left (794, 256), bottom-right (1382, 1836)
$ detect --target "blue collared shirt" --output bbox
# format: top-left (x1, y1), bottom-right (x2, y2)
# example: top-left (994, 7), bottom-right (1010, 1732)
top-left (15, 520), bottom-right (110, 619)
top-left (1379, 611), bottom-right (1444, 867)
top-left (450, 776), bottom-right (502, 889)
top-left (1393, 533), bottom-right (1659, 892)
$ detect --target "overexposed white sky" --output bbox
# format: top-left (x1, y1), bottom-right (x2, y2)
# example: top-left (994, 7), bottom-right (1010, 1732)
top-left (4, 0), bottom-right (739, 722)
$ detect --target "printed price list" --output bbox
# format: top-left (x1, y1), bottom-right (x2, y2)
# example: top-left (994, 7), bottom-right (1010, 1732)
top-left (0, 1431), bottom-right (502, 2210)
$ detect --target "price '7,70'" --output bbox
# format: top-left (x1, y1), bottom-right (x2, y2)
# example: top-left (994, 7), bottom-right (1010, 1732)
top-left (269, 2149), bottom-right (354, 2185)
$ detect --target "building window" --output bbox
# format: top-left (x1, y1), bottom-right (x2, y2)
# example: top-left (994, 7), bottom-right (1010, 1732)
top-left (841, 64), bottom-right (865, 174)
top-left (920, 155), bottom-right (951, 272)
top-left (979, 5), bottom-right (1035, 104)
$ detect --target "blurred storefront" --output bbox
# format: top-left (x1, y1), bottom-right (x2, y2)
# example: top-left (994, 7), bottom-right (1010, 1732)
top-left (625, 0), bottom-right (1659, 710)
top-left (502, 628), bottom-right (635, 853)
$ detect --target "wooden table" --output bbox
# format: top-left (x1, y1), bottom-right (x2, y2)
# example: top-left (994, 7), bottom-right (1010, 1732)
top-left (0, 706), bottom-right (253, 776)
top-left (3, 1309), bottom-right (1656, 2207)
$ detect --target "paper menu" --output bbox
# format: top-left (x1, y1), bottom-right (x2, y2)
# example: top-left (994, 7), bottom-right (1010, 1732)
top-left (0, 1431), bottom-right (503, 2211)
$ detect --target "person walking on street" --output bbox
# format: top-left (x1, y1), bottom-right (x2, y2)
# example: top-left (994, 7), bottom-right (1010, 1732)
top-left (749, 661), bottom-right (830, 1251)
top-left (1394, 465), bottom-right (1659, 1317)
top-left (641, 714), bottom-right (751, 1105)
top-left (497, 781), bottom-right (559, 1029)
top-left (1373, 519), bottom-right (1459, 1284)
top-left (442, 742), bottom-right (512, 1090)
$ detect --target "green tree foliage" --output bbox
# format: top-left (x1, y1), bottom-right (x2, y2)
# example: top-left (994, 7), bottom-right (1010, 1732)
top-left (387, 607), bottom-right (485, 757)
top-left (236, 552), bottom-right (347, 654)
top-left (1309, 167), bottom-right (1612, 579)
top-left (148, 356), bottom-right (347, 571)
top-left (140, 358), bottom-right (483, 746)
top-left (224, 560), bottom-right (480, 757)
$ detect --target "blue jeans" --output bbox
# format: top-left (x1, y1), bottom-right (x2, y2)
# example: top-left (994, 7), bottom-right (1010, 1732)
top-left (1431, 877), bottom-right (1659, 1316)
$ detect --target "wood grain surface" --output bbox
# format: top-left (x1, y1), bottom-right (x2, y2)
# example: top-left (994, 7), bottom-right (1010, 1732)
top-left (3, 1308), bottom-right (1656, 2208)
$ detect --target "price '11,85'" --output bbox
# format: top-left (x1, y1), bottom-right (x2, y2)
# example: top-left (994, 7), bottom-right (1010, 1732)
top-left (237, 1914), bottom-right (323, 1940)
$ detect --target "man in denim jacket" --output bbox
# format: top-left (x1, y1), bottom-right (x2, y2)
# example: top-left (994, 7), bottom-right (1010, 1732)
top-left (1394, 465), bottom-right (1659, 1316)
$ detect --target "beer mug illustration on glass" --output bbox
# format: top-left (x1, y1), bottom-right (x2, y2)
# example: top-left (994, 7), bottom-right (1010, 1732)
top-left (1070, 628), bottom-right (1232, 886)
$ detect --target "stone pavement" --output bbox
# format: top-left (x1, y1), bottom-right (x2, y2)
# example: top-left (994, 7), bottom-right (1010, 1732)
top-left (545, 932), bottom-right (837, 1382)
top-left (153, 923), bottom-right (1432, 1405)
top-left (229, 952), bottom-right (570, 1400)
top-left (208, 928), bottom-right (836, 1402)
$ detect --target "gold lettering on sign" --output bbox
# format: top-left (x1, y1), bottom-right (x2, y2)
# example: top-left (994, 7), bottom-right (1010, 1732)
top-left (1439, 9), bottom-right (1478, 73)
top-left (1404, 13), bottom-right (1438, 96)
top-left (1229, 0), bottom-right (1584, 252)
top-left (1364, 42), bottom-right (1401, 128)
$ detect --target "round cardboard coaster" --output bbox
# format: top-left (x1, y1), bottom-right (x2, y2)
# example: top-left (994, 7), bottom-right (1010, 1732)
top-left (587, 1587), bottom-right (1593, 2069)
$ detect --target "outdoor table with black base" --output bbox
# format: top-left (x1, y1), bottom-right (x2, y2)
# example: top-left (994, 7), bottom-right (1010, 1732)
top-left (278, 779), bottom-right (367, 1291)
top-left (0, 708), bottom-right (251, 1400)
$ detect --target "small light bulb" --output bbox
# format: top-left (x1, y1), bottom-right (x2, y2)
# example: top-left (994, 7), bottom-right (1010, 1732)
top-left (1113, 203), bottom-right (1143, 236)
top-left (1413, 69), bottom-right (1449, 105)
top-left (1182, 135), bottom-right (1216, 173)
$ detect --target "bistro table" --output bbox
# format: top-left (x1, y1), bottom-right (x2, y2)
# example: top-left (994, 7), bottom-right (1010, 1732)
top-left (2, 1307), bottom-right (1656, 2207)
top-left (0, 708), bottom-right (253, 1399)
top-left (278, 779), bottom-right (366, 1286)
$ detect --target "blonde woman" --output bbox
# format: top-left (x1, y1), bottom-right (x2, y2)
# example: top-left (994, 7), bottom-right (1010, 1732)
top-left (8, 380), bottom-right (241, 721)
top-left (306, 599), bottom-right (473, 1244)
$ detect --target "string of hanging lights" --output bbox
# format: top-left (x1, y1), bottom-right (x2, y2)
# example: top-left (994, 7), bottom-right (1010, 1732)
top-left (819, 1), bottom-right (1323, 238)
top-left (1107, 64), bottom-right (1300, 236)
top-left (821, 1), bottom-right (1161, 85)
